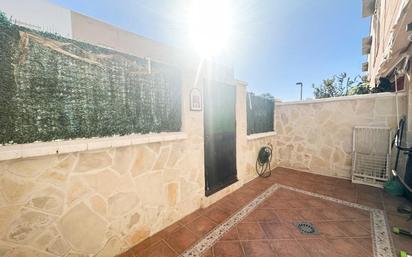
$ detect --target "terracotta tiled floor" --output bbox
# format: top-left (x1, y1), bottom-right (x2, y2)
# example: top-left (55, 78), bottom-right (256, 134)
top-left (119, 167), bottom-right (412, 257)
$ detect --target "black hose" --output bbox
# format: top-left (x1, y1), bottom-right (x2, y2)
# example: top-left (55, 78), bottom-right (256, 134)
top-left (256, 143), bottom-right (273, 178)
top-left (391, 117), bottom-right (412, 196)
top-left (392, 118), bottom-right (406, 171)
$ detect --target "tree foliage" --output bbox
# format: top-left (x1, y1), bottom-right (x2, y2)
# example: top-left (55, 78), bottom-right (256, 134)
top-left (260, 93), bottom-right (275, 101)
top-left (349, 82), bottom-right (370, 95)
top-left (312, 73), bottom-right (379, 99)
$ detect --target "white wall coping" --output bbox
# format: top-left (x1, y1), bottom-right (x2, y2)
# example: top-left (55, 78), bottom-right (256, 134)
top-left (235, 79), bottom-right (248, 86)
top-left (246, 131), bottom-right (277, 141)
top-left (277, 92), bottom-right (407, 106)
top-left (0, 132), bottom-right (187, 161)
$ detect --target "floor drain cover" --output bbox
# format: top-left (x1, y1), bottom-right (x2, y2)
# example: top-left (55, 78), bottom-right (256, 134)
top-left (293, 222), bottom-right (319, 235)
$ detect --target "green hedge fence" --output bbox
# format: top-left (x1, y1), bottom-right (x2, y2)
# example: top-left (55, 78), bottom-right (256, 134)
top-left (0, 13), bottom-right (181, 145)
top-left (246, 93), bottom-right (274, 135)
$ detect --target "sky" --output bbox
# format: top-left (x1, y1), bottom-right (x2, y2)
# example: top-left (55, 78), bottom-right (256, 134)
top-left (50, 0), bottom-right (370, 101)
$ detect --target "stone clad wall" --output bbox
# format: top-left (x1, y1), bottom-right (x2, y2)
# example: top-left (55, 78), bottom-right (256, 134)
top-left (275, 93), bottom-right (407, 178)
top-left (0, 122), bottom-right (205, 257)
top-left (1, 79), bottom-right (404, 256)
top-left (0, 82), bottom-right (406, 257)
top-left (0, 78), bottom-right (271, 257)
top-left (0, 142), bottom-right (203, 256)
top-left (0, 61), bottom-right (208, 257)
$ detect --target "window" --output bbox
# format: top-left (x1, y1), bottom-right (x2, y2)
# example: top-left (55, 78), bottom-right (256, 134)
top-left (246, 93), bottom-right (274, 135)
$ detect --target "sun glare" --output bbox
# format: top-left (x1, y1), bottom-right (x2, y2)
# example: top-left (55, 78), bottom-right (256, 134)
top-left (188, 0), bottom-right (233, 58)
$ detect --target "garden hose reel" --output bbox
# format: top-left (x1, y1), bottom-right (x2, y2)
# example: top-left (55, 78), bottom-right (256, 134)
top-left (256, 143), bottom-right (273, 178)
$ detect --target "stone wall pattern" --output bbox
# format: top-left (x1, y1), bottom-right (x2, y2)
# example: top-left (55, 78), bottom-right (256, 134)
top-left (0, 78), bottom-right (276, 257)
top-left (1, 85), bottom-right (404, 257)
top-left (275, 93), bottom-right (407, 178)
top-left (0, 57), bottom-right (207, 257)
top-left (0, 140), bottom-right (203, 257)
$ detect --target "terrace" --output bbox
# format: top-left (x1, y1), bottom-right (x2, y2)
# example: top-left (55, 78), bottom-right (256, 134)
top-left (119, 168), bottom-right (412, 257)
top-left (1, 1), bottom-right (412, 257)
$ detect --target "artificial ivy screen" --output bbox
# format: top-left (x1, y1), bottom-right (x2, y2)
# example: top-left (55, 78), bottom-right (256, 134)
top-left (0, 13), bottom-right (181, 145)
top-left (246, 93), bottom-right (274, 135)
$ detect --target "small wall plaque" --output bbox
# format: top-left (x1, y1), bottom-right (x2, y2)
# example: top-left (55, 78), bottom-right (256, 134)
top-left (190, 88), bottom-right (202, 111)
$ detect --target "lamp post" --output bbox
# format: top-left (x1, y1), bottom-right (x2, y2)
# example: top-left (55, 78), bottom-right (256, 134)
top-left (296, 82), bottom-right (303, 101)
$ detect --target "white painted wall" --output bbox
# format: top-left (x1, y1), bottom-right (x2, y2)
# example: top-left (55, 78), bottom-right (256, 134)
top-left (0, 0), bottom-right (72, 38)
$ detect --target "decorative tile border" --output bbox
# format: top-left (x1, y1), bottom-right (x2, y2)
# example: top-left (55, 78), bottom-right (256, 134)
top-left (371, 210), bottom-right (394, 257)
top-left (181, 184), bottom-right (280, 257)
top-left (181, 183), bottom-right (394, 257)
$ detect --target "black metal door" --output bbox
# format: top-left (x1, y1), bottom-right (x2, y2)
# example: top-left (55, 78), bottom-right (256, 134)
top-left (204, 80), bottom-right (237, 196)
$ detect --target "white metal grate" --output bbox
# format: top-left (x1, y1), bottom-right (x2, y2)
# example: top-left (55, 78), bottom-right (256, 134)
top-left (352, 127), bottom-right (392, 188)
